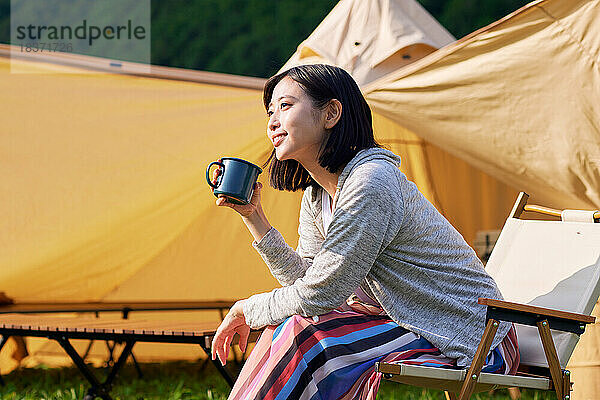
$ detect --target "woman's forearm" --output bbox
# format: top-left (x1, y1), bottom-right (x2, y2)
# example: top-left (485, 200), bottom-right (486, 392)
top-left (242, 206), bottom-right (272, 242)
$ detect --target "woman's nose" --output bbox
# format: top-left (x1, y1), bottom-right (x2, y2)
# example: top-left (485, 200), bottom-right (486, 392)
top-left (268, 113), bottom-right (280, 131)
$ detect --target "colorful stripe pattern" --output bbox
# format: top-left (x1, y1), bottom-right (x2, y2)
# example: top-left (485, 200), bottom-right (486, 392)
top-left (483, 323), bottom-right (520, 375)
top-left (229, 309), bottom-right (518, 400)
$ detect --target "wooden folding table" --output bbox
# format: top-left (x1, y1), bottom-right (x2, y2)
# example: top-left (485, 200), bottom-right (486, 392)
top-left (0, 313), bottom-right (249, 400)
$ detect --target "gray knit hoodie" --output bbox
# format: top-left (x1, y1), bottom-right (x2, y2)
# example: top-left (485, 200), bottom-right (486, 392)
top-left (243, 148), bottom-right (511, 366)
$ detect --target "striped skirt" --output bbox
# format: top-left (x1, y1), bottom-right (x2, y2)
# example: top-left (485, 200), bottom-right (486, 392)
top-left (229, 310), bottom-right (519, 400)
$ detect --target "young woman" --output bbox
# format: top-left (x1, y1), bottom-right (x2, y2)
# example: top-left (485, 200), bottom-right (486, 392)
top-left (211, 64), bottom-right (519, 400)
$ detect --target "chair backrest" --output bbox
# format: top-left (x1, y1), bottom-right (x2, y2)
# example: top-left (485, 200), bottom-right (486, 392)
top-left (485, 206), bottom-right (600, 368)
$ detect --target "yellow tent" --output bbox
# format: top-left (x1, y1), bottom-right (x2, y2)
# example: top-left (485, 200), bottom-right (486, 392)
top-left (1, 46), bottom-right (298, 369)
top-left (364, 0), bottom-right (600, 210)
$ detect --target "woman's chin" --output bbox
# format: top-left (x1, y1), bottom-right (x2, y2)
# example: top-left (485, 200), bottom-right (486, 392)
top-left (275, 149), bottom-right (290, 161)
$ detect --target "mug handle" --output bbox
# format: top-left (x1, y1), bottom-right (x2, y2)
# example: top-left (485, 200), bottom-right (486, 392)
top-left (206, 161), bottom-right (225, 189)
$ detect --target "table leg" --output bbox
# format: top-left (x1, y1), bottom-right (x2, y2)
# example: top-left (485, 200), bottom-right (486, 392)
top-left (199, 337), bottom-right (235, 387)
top-left (55, 336), bottom-right (136, 400)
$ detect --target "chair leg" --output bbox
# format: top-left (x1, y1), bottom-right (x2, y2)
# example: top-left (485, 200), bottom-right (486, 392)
top-left (508, 387), bottom-right (521, 399)
top-left (445, 391), bottom-right (458, 400)
top-left (562, 370), bottom-right (572, 400)
top-left (458, 318), bottom-right (500, 400)
top-left (536, 320), bottom-right (564, 399)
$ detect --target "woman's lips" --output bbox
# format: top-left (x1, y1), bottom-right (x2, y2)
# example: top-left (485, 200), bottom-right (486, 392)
top-left (273, 133), bottom-right (287, 147)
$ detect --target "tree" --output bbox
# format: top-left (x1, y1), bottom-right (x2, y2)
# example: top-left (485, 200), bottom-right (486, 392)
top-left (0, 0), bottom-right (533, 77)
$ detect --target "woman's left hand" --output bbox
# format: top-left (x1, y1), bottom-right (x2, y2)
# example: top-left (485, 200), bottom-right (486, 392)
top-left (211, 300), bottom-right (250, 365)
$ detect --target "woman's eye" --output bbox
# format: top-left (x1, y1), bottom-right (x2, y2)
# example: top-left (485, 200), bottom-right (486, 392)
top-left (266, 102), bottom-right (290, 117)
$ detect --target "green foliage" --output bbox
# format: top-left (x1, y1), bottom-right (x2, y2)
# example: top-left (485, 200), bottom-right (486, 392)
top-left (0, 0), bottom-right (8, 42)
top-left (0, 0), bottom-right (537, 77)
top-left (0, 362), bottom-right (231, 400)
top-left (417, 0), bottom-right (531, 39)
top-left (149, 0), bottom-right (336, 77)
top-left (0, 362), bottom-right (556, 400)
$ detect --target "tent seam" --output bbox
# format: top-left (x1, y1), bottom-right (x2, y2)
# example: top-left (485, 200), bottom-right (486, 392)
top-left (537, 2), bottom-right (600, 71)
top-left (420, 142), bottom-right (446, 216)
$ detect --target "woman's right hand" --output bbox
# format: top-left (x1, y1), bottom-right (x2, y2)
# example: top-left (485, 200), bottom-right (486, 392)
top-left (212, 167), bottom-right (271, 242)
top-left (211, 166), bottom-right (263, 218)
top-left (216, 182), bottom-right (263, 217)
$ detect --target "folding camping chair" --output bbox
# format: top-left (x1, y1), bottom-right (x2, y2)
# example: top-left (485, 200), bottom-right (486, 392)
top-left (376, 192), bottom-right (600, 400)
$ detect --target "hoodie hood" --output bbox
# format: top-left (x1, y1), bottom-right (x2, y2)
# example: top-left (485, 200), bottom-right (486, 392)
top-left (337, 147), bottom-right (402, 190)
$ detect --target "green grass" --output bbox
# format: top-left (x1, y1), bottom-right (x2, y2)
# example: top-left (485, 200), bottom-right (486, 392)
top-left (0, 361), bottom-right (555, 400)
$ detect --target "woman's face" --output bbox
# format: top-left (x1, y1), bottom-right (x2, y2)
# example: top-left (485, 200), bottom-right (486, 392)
top-left (266, 77), bottom-right (328, 165)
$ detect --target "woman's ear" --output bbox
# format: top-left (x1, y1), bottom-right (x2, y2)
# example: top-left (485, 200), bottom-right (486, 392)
top-left (324, 99), bottom-right (342, 129)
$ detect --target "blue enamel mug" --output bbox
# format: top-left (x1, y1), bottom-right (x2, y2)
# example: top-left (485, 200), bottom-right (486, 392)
top-left (206, 157), bottom-right (262, 205)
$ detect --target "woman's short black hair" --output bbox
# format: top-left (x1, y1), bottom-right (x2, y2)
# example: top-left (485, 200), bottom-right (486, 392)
top-left (262, 64), bottom-right (380, 191)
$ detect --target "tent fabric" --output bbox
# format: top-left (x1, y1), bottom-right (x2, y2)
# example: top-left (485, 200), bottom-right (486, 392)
top-left (1, 53), bottom-right (297, 303)
top-left (6, 45), bottom-right (266, 90)
top-left (280, 0), bottom-right (455, 86)
top-left (1, 51), bottom-right (302, 369)
top-left (364, 0), bottom-right (600, 210)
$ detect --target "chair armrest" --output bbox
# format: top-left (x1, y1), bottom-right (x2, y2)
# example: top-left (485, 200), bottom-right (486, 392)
top-left (478, 298), bottom-right (595, 335)
top-left (478, 298), bottom-right (595, 323)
